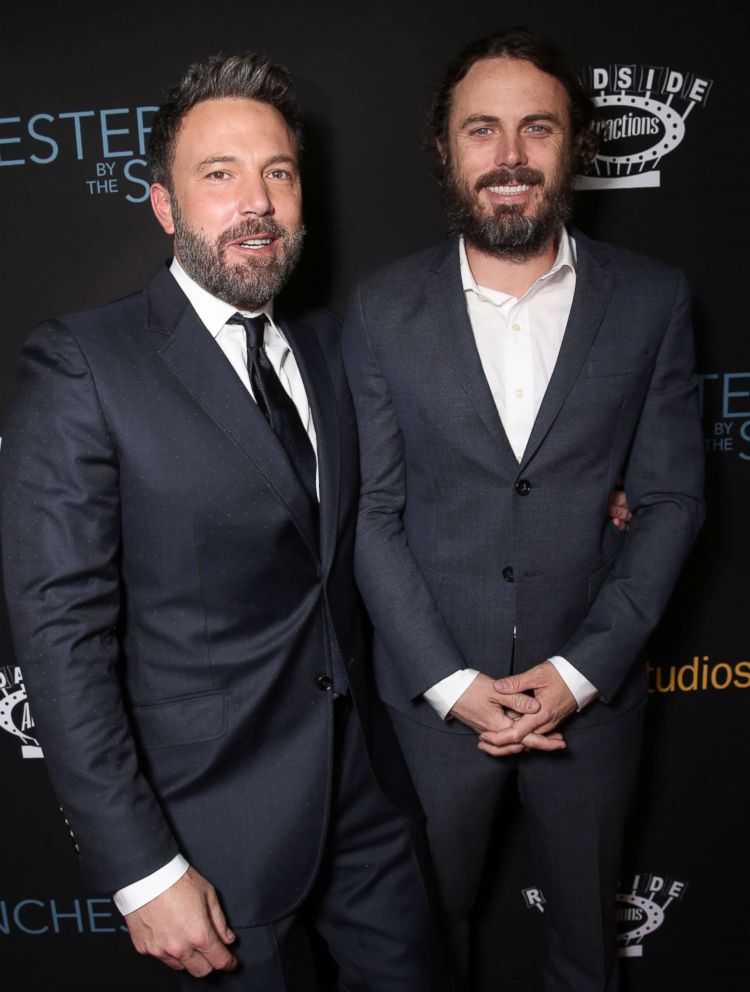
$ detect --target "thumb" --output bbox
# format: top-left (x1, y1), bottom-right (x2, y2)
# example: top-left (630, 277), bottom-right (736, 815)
top-left (495, 690), bottom-right (541, 713)
top-left (494, 672), bottom-right (533, 694)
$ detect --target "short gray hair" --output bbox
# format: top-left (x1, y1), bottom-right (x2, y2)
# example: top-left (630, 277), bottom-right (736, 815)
top-left (149, 52), bottom-right (303, 189)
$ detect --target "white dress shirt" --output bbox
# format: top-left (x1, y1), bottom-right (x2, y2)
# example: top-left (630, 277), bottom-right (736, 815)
top-left (114, 260), bottom-right (318, 916)
top-left (423, 232), bottom-right (598, 720)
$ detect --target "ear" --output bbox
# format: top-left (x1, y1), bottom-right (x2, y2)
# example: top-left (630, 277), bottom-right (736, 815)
top-left (150, 183), bottom-right (175, 235)
top-left (436, 138), bottom-right (448, 165)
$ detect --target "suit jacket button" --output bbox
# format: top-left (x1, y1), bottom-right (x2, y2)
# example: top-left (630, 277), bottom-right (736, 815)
top-left (315, 674), bottom-right (333, 691)
top-left (515, 478), bottom-right (532, 496)
top-left (502, 566), bottom-right (514, 583)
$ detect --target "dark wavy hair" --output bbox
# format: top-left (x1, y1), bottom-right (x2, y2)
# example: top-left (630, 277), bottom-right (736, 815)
top-left (425, 26), bottom-right (600, 174)
top-left (149, 52), bottom-right (303, 190)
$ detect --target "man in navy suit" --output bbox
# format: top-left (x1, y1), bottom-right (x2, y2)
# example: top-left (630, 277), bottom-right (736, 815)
top-left (343, 27), bottom-right (704, 992)
top-left (0, 53), bottom-right (444, 991)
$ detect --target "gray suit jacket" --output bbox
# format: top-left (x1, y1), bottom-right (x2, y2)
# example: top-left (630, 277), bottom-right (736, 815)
top-left (343, 229), bottom-right (705, 733)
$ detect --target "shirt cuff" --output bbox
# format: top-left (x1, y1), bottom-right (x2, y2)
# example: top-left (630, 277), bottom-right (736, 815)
top-left (548, 656), bottom-right (598, 710)
top-left (113, 854), bottom-right (190, 916)
top-left (423, 669), bottom-right (480, 720)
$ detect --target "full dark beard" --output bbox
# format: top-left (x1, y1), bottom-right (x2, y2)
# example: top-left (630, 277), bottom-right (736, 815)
top-left (171, 199), bottom-right (305, 310)
top-left (442, 162), bottom-right (574, 262)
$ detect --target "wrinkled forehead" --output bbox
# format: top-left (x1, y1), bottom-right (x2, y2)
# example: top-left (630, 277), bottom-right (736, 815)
top-left (449, 57), bottom-right (571, 129)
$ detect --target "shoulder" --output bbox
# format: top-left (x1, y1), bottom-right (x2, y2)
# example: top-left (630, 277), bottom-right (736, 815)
top-left (27, 288), bottom-right (146, 360)
top-left (345, 241), bottom-right (457, 340)
top-left (355, 240), bottom-right (454, 300)
top-left (573, 227), bottom-right (687, 292)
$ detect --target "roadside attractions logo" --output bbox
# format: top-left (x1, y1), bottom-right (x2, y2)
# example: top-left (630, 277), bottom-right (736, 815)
top-left (615, 874), bottom-right (688, 957)
top-left (0, 106), bottom-right (157, 203)
top-left (575, 64), bottom-right (712, 191)
top-left (523, 873), bottom-right (688, 957)
top-left (0, 664), bottom-right (43, 759)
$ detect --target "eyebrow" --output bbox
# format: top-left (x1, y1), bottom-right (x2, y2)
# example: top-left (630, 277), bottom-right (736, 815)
top-left (193, 153), bottom-right (299, 173)
top-left (458, 112), bottom-right (565, 131)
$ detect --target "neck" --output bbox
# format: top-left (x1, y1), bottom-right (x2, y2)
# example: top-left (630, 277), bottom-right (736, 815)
top-left (465, 232), bottom-right (560, 298)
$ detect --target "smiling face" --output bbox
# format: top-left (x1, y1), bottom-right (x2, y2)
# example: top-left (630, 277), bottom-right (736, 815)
top-left (441, 57), bottom-right (574, 261)
top-left (150, 96), bottom-right (304, 310)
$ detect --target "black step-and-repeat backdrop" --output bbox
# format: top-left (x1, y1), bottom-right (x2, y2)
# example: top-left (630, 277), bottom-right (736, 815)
top-left (1, 2), bottom-right (747, 989)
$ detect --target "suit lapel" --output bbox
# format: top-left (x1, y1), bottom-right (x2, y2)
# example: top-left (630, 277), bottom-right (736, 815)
top-left (145, 266), bottom-right (320, 558)
top-left (280, 316), bottom-right (340, 574)
top-left (518, 233), bottom-right (614, 471)
top-left (425, 240), bottom-right (517, 464)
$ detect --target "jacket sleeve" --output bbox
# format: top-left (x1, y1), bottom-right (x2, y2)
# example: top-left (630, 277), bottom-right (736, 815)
top-left (342, 285), bottom-right (469, 700)
top-left (0, 320), bottom-right (179, 892)
top-left (560, 270), bottom-right (706, 701)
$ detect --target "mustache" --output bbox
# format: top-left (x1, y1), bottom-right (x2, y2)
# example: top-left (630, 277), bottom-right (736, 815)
top-left (217, 218), bottom-right (288, 250)
top-left (474, 167), bottom-right (545, 193)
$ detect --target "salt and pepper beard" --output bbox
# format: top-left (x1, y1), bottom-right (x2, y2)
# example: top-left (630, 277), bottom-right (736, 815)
top-left (170, 196), bottom-right (305, 311)
top-left (441, 158), bottom-right (574, 263)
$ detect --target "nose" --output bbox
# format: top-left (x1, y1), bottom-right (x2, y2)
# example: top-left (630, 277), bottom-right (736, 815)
top-left (493, 131), bottom-right (527, 169)
top-left (238, 175), bottom-right (273, 217)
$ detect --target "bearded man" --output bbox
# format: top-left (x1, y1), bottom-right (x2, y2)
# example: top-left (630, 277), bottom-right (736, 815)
top-left (0, 53), bottom-right (446, 992)
top-left (342, 27), bottom-right (704, 992)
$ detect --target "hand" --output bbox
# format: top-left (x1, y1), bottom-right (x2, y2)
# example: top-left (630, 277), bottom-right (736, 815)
top-left (608, 485), bottom-right (632, 532)
top-left (450, 673), bottom-right (565, 755)
top-left (125, 866), bottom-right (238, 977)
top-left (476, 661), bottom-right (577, 756)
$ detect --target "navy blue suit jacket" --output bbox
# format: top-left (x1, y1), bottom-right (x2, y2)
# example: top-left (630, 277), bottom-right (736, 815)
top-left (343, 230), bottom-right (705, 733)
top-left (0, 264), bottom-right (420, 926)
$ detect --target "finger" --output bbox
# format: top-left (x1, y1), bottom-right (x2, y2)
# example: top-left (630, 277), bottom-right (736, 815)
top-left (207, 889), bottom-right (236, 948)
top-left (180, 948), bottom-right (215, 978)
top-left (493, 691), bottom-right (540, 714)
top-left (519, 732), bottom-right (566, 752)
top-left (479, 712), bottom-right (545, 747)
top-left (196, 929), bottom-right (238, 972)
top-left (130, 934), bottom-right (186, 971)
top-left (477, 740), bottom-right (525, 757)
top-left (609, 489), bottom-right (630, 513)
top-left (494, 670), bottom-right (541, 695)
top-left (157, 952), bottom-right (187, 971)
top-left (504, 709), bottom-right (560, 724)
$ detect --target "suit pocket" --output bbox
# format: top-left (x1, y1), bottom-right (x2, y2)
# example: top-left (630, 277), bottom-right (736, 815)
top-left (131, 690), bottom-right (228, 749)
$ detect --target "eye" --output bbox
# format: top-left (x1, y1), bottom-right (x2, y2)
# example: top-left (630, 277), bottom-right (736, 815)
top-left (206, 170), bottom-right (230, 180)
top-left (525, 123), bottom-right (554, 136)
top-left (266, 167), bottom-right (294, 181)
top-left (469, 126), bottom-right (494, 137)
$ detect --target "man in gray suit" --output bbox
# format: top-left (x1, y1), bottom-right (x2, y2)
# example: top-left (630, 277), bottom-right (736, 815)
top-left (343, 27), bottom-right (704, 992)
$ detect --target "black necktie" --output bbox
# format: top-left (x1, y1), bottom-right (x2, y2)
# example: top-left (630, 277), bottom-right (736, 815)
top-left (230, 314), bottom-right (348, 693)
top-left (229, 313), bottom-right (318, 508)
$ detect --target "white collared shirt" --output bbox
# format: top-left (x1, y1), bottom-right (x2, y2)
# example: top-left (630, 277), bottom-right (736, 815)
top-left (423, 231), bottom-right (598, 720)
top-left (114, 261), bottom-right (318, 917)
top-left (170, 258), bottom-right (318, 478)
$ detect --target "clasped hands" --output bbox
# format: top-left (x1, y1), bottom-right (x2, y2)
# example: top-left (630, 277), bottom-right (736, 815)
top-left (448, 666), bottom-right (577, 757)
